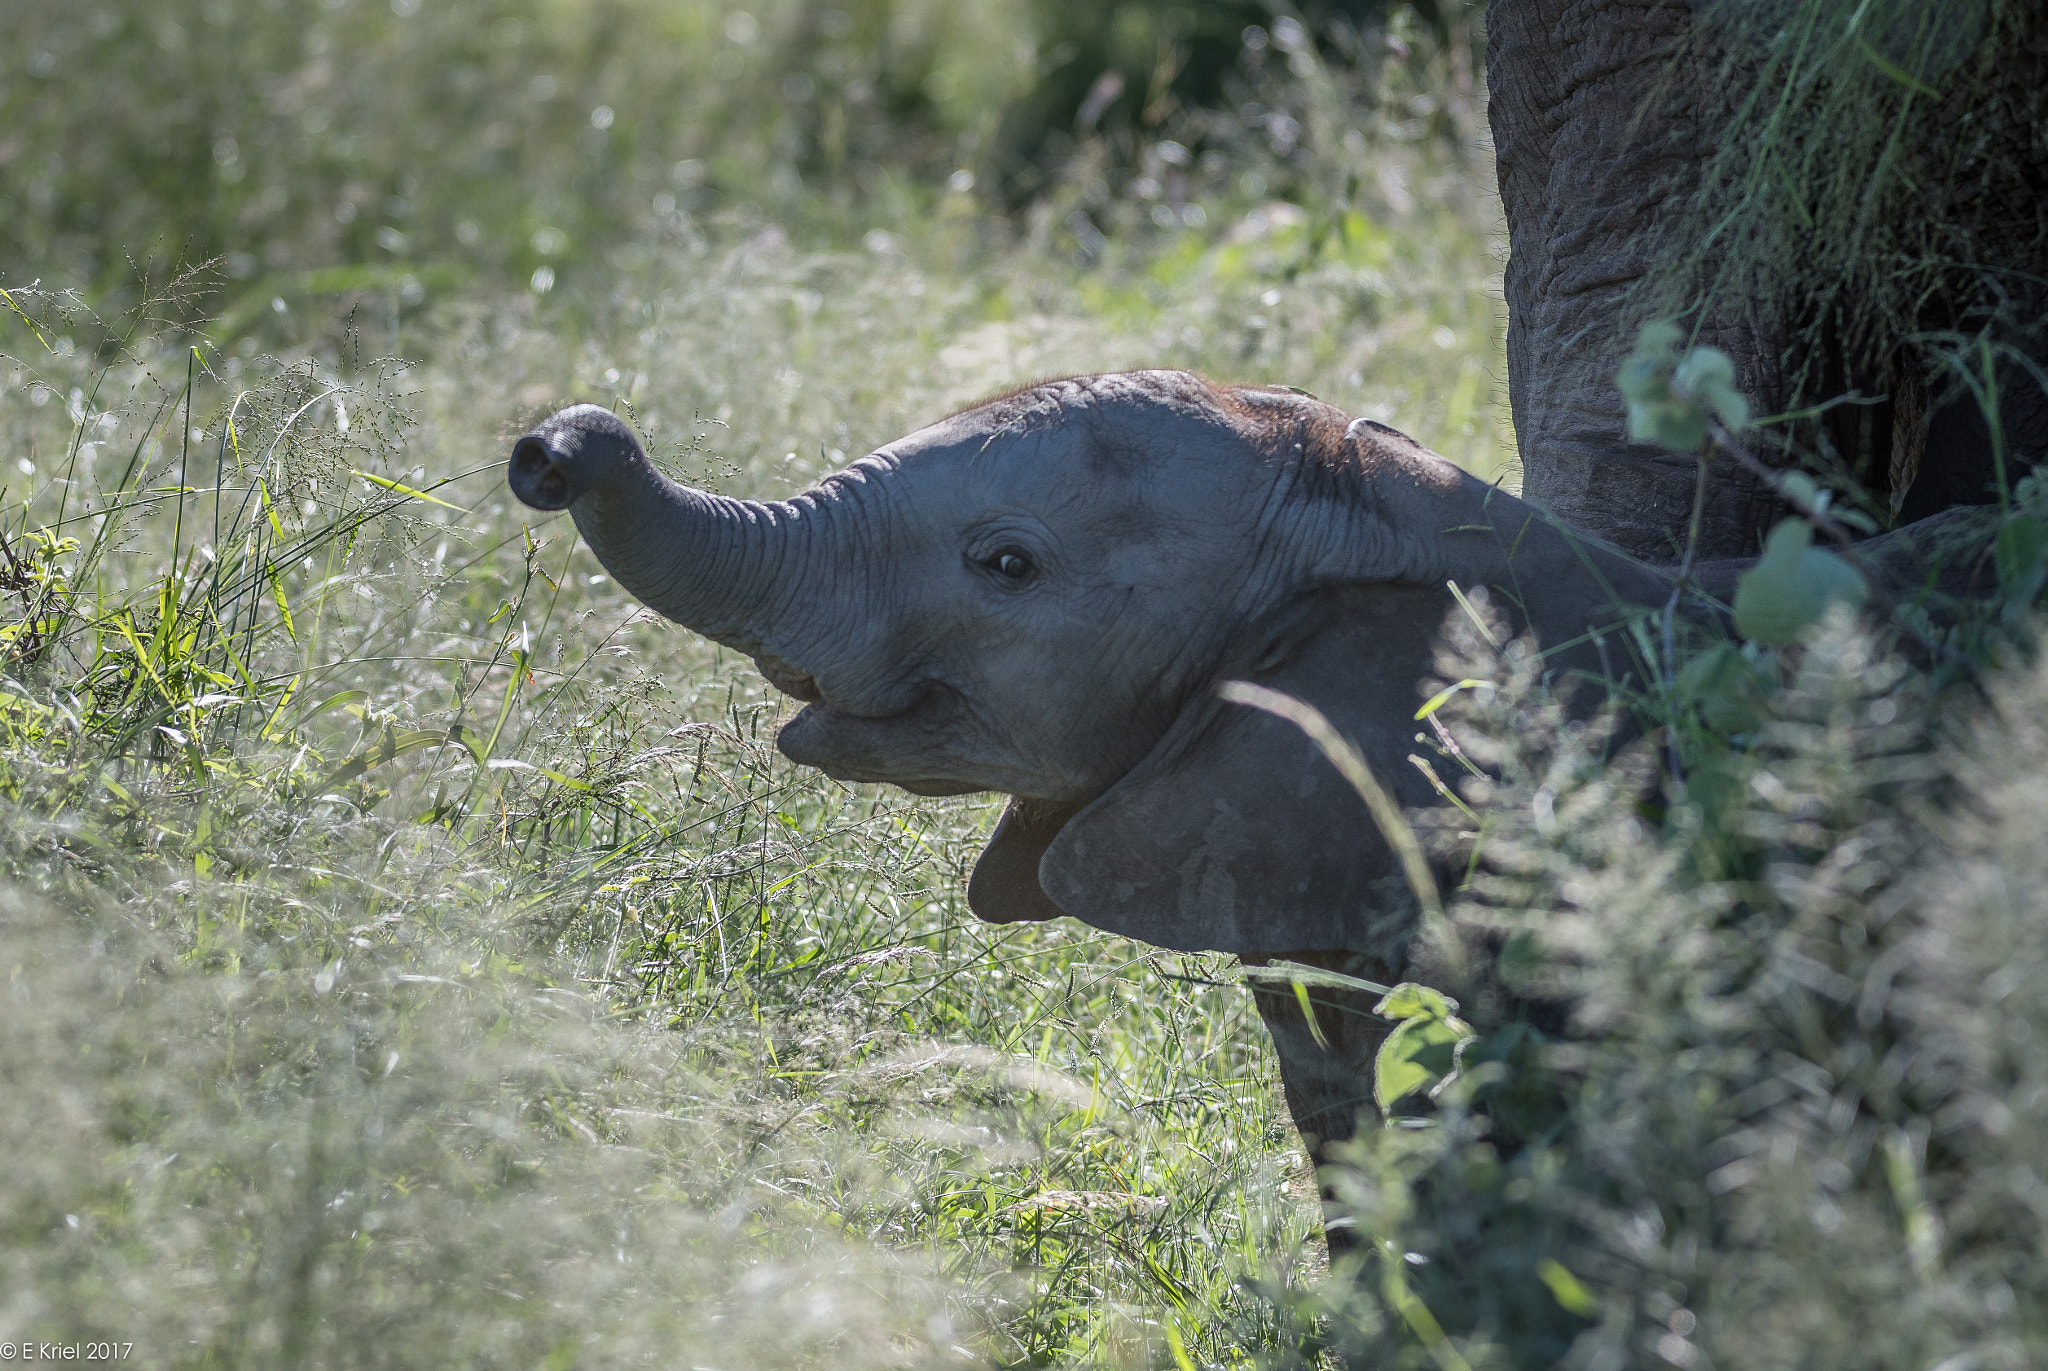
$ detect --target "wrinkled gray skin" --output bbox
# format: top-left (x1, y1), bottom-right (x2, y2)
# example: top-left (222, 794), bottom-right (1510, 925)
top-left (1489, 0), bottom-right (2048, 562)
top-left (508, 371), bottom-right (1671, 1242)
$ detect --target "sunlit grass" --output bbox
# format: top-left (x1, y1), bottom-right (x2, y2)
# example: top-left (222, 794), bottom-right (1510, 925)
top-left (7, 182), bottom-right (1503, 1360)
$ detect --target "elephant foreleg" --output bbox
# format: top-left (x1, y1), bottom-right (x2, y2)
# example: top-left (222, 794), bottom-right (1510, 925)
top-left (1248, 950), bottom-right (1398, 1259)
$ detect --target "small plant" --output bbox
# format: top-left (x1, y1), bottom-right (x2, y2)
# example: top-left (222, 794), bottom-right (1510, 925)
top-left (1621, 319), bottom-right (1873, 650)
top-left (1617, 319), bottom-right (1750, 453)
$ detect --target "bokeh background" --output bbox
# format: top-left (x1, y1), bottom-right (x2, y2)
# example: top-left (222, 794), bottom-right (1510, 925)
top-left (4, 0), bottom-right (1508, 477)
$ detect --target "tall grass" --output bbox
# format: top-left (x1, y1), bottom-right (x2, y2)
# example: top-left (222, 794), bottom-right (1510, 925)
top-left (10, 205), bottom-right (1456, 1361)
top-left (1625, 0), bottom-right (2047, 510)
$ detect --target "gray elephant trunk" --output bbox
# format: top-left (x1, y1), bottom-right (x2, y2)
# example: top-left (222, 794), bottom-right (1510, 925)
top-left (507, 404), bottom-right (805, 658)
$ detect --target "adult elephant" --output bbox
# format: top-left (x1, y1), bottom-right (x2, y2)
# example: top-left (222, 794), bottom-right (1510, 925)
top-left (508, 373), bottom-right (1672, 1235)
top-left (1489, 0), bottom-right (2048, 562)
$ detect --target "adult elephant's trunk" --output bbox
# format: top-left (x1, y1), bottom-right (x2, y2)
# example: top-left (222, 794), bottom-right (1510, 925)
top-left (507, 404), bottom-right (822, 694)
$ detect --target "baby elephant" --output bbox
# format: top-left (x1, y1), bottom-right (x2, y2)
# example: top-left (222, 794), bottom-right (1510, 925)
top-left (507, 371), bottom-right (1668, 1204)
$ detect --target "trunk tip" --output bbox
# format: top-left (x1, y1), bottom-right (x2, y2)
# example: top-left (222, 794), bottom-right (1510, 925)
top-left (508, 404), bottom-right (641, 512)
top-left (508, 434), bottom-right (574, 510)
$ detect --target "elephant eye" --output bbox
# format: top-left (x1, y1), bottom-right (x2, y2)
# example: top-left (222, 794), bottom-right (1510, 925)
top-left (984, 547), bottom-right (1036, 582)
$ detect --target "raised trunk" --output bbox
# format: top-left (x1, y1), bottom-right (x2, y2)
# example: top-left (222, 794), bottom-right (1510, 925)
top-left (508, 404), bottom-right (825, 690)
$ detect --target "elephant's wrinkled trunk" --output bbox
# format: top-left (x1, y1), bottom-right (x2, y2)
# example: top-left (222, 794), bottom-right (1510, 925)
top-left (508, 404), bottom-right (810, 662)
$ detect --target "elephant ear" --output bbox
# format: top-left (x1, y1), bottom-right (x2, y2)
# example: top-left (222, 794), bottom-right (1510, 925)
top-left (1038, 583), bottom-right (1456, 958)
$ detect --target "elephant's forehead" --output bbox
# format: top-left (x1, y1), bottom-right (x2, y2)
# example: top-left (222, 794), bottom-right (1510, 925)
top-left (882, 394), bottom-right (1241, 494)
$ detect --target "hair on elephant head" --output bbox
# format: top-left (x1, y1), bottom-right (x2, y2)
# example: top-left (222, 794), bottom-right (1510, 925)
top-left (508, 371), bottom-right (1671, 965)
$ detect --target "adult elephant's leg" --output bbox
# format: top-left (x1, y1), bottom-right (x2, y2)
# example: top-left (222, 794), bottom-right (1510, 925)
top-left (1249, 951), bottom-right (1395, 1259)
top-left (1487, 0), bottom-right (1788, 561)
top-left (1489, 1), bottom-right (2048, 554)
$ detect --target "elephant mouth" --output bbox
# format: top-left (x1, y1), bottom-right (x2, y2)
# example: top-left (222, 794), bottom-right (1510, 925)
top-left (753, 650), bottom-right (919, 722)
top-left (755, 654), bottom-right (823, 703)
top-left (756, 653), bottom-right (981, 794)
top-left (775, 690), bottom-right (983, 797)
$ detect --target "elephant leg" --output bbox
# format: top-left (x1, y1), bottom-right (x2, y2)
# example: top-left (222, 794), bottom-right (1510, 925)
top-left (1486, 0), bottom-right (1789, 561)
top-left (1488, 0), bottom-right (2048, 556)
top-left (1248, 951), bottom-right (1396, 1260)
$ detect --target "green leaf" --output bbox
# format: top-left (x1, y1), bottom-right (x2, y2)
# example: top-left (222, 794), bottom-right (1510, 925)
top-left (1415, 678), bottom-right (1496, 721)
top-left (1777, 471), bottom-right (1822, 515)
top-left (1776, 471), bottom-right (1875, 531)
top-left (448, 722), bottom-right (488, 763)
top-left (1292, 978), bottom-right (1331, 1050)
top-left (1372, 982), bottom-right (1476, 1111)
top-left (1628, 319), bottom-right (1685, 362)
top-left (310, 726), bottom-right (458, 792)
top-left (1375, 1014), bottom-right (1474, 1110)
top-left (1677, 639), bottom-right (1773, 736)
top-left (1675, 345), bottom-right (1750, 430)
top-left (1163, 1320), bottom-right (1199, 1371)
top-left (0, 285), bottom-right (54, 351)
top-left (1618, 323), bottom-right (1751, 452)
top-left (1733, 519), bottom-right (1869, 645)
top-left (1536, 1259), bottom-right (1600, 1318)
top-left (354, 468), bottom-right (462, 510)
top-left (1142, 1250), bottom-right (1198, 1313)
top-left (288, 688), bottom-right (370, 731)
top-left (267, 568), bottom-right (297, 643)
top-left (257, 477), bottom-right (288, 538)
top-left (1374, 982), bottom-right (1462, 1022)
